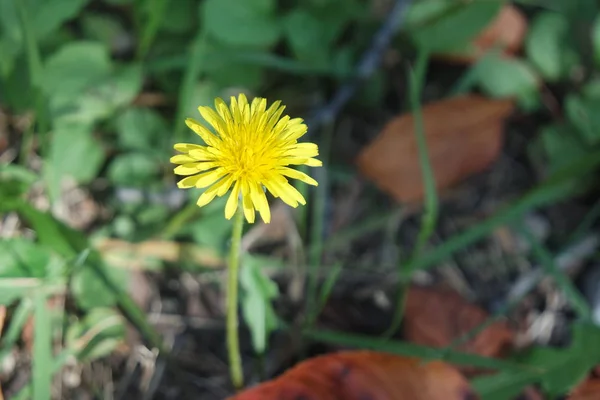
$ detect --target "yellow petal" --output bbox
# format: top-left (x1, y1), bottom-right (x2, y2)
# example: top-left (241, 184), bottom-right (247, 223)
top-left (217, 175), bottom-right (235, 196)
top-left (188, 147), bottom-right (214, 161)
top-left (264, 179), bottom-right (298, 208)
top-left (197, 107), bottom-right (225, 135)
top-left (286, 142), bottom-right (319, 158)
top-left (170, 154), bottom-right (195, 164)
top-left (229, 95), bottom-right (242, 123)
top-left (305, 158), bottom-right (322, 167)
top-left (177, 175), bottom-right (200, 188)
top-left (272, 115), bottom-right (290, 137)
top-left (174, 163), bottom-right (201, 175)
top-left (225, 181), bottom-right (241, 219)
top-left (194, 169), bottom-right (225, 188)
top-left (238, 93), bottom-right (249, 123)
top-left (196, 184), bottom-right (220, 207)
top-left (196, 161), bottom-right (219, 171)
top-left (276, 157), bottom-right (309, 166)
top-left (280, 180), bottom-right (306, 205)
top-left (265, 104), bottom-right (285, 131)
top-left (215, 97), bottom-right (233, 127)
top-left (242, 192), bottom-right (255, 223)
top-left (250, 97), bottom-right (267, 117)
top-left (250, 182), bottom-right (270, 223)
top-left (174, 143), bottom-right (203, 152)
top-left (185, 118), bottom-right (219, 147)
top-left (281, 123), bottom-right (308, 142)
top-left (278, 167), bottom-right (318, 186)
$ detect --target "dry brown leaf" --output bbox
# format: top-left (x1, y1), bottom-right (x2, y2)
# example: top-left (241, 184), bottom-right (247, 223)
top-left (437, 5), bottom-right (527, 64)
top-left (229, 351), bottom-right (477, 400)
top-left (357, 95), bottom-right (514, 203)
top-left (404, 286), bottom-right (513, 360)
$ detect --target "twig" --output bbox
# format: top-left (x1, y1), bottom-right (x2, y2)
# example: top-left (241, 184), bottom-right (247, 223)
top-left (305, 0), bottom-right (413, 131)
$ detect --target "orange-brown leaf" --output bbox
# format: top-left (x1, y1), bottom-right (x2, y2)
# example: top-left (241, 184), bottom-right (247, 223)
top-left (404, 286), bottom-right (513, 360)
top-left (357, 95), bottom-right (514, 203)
top-left (229, 351), bottom-right (477, 400)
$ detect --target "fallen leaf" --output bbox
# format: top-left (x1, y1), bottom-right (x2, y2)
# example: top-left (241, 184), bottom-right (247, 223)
top-left (357, 95), bottom-right (514, 203)
top-left (438, 5), bottom-right (528, 64)
top-left (404, 286), bottom-right (513, 360)
top-left (230, 351), bottom-right (477, 400)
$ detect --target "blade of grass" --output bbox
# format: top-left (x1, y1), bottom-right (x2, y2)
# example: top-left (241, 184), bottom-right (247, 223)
top-left (408, 51), bottom-right (437, 259)
top-left (304, 329), bottom-right (534, 372)
top-left (520, 226), bottom-right (593, 321)
top-left (565, 198), bottom-right (600, 247)
top-left (384, 50), bottom-right (434, 337)
top-left (32, 289), bottom-right (52, 400)
top-left (173, 31), bottom-right (208, 142)
top-left (405, 150), bottom-right (600, 274)
top-left (15, 0), bottom-right (48, 159)
top-left (304, 120), bottom-right (334, 328)
top-left (310, 263), bottom-right (343, 324)
top-left (136, 0), bottom-right (168, 59)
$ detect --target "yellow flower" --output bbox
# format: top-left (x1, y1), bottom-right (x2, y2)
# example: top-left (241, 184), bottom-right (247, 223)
top-left (171, 94), bottom-right (321, 224)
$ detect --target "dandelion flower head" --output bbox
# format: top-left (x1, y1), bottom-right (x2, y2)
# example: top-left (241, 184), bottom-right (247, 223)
top-left (171, 94), bottom-right (321, 224)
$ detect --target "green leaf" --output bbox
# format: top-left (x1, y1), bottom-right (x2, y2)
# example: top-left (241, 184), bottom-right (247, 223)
top-left (116, 107), bottom-right (169, 151)
top-left (405, 0), bottom-right (503, 53)
top-left (240, 255), bottom-right (279, 354)
top-left (202, 0), bottom-right (281, 48)
top-left (107, 152), bottom-right (159, 185)
top-left (539, 124), bottom-right (589, 174)
top-left (475, 55), bottom-right (539, 100)
top-left (33, 0), bottom-right (90, 39)
top-left (0, 239), bottom-right (60, 278)
top-left (71, 263), bottom-right (129, 309)
top-left (283, 10), bottom-right (331, 67)
top-left (49, 62), bottom-right (143, 126)
top-left (525, 11), bottom-right (574, 82)
top-left (522, 322), bottom-right (600, 396)
top-left (42, 41), bottom-right (112, 99)
top-left (65, 308), bottom-right (126, 361)
top-left (191, 212), bottom-right (231, 251)
top-left (44, 121), bottom-right (105, 201)
top-left (159, 0), bottom-right (195, 34)
top-left (81, 13), bottom-right (128, 51)
top-left (565, 93), bottom-right (600, 145)
top-left (0, 163), bottom-right (37, 199)
top-left (0, 0), bottom-right (89, 75)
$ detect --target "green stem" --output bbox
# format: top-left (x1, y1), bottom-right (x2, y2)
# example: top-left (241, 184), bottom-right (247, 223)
top-left (227, 205), bottom-right (244, 390)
